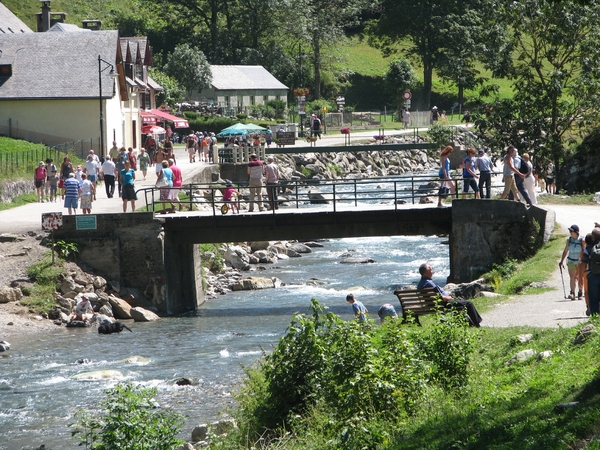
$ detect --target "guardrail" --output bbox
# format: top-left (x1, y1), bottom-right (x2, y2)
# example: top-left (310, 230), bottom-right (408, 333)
top-left (136, 172), bottom-right (505, 216)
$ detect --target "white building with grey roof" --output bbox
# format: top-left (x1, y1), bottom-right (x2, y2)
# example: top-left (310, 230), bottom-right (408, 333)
top-left (190, 65), bottom-right (288, 111)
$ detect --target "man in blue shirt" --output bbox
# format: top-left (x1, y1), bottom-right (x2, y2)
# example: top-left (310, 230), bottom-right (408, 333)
top-left (346, 293), bottom-right (368, 322)
top-left (62, 173), bottom-right (80, 215)
top-left (417, 263), bottom-right (482, 327)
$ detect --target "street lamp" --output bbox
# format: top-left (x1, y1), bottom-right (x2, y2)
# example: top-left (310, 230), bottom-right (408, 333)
top-left (98, 55), bottom-right (118, 158)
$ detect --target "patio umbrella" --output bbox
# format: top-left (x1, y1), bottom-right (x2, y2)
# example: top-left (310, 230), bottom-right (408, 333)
top-left (242, 123), bottom-right (268, 133)
top-left (142, 125), bottom-right (166, 135)
top-left (216, 123), bottom-right (250, 137)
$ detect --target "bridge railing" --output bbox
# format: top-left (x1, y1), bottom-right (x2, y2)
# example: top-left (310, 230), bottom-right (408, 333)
top-left (136, 172), bottom-right (506, 215)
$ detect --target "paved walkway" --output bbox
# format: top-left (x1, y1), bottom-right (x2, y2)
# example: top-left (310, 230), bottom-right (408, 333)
top-left (1, 131), bottom-right (597, 328)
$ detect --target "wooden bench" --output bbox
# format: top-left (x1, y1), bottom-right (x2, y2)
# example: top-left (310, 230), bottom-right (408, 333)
top-left (393, 287), bottom-right (442, 325)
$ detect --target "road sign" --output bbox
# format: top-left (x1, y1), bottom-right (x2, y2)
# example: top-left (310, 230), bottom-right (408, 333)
top-left (402, 91), bottom-right (412, 100)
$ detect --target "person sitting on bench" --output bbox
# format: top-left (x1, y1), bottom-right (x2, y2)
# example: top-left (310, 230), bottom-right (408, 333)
top-left (416, 263), bottom-right (482, 327)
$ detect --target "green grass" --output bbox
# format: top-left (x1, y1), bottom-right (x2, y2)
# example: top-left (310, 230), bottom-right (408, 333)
top-left (22, 253), bottom-right (64, 314)
top-left (538, 193), bottom-right (596, 205)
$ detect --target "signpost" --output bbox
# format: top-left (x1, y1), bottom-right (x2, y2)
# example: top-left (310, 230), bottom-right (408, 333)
top-left (402, 90), bottom-right (412, 109)
top-left (298, 95), bottom-right (306, 137)
top-left (41, 212), bottom-right (63, 263)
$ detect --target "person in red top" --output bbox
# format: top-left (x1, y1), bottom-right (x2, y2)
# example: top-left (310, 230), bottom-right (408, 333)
top-left (34, 161), bottom-right (47, 203)
top-left (127, 147), bottom-right (137, 171)
top-left (168, 158), bottom-right (183, 212)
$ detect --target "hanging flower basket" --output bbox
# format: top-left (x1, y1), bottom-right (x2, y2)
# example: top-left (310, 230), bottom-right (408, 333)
top-left (293, 87), bottom-right (311, 97)
top-left (340, 127), bottom-right (350, 135)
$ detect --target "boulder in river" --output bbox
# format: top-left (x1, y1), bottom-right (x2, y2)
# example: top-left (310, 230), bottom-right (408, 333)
top-left (73, 370), bottom-right (124, 380)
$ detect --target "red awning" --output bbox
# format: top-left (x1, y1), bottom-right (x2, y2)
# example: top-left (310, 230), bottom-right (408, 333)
top-left (140, 111), bottom-right (158, 124)
top-left (150, 109), bottom-right (189, 128)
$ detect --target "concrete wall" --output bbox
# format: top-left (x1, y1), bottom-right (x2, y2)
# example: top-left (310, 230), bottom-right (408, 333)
top-left (450, 199), bottom-right (555, 282)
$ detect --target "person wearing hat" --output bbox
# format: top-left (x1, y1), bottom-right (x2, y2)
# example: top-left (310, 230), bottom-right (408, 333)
top-left (70, 295), bottom-right (96, 323)
top-left (34, 161), bottom-right (47, 203)
top-left (475, 149), bottom-right (493, 199)
top-left (560, 224), bottom-right (584, 300)
top-left (430, 106), bottom-right (439, 124)
top-left (264, 156), bottom-right (280, 210)
top-left (247, 153), bottom-right (265, 212)
top-left (222, 181), bottom-right (240, 214)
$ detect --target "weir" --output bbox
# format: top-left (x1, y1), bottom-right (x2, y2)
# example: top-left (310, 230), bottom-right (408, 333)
top-left (53, 199), bottom-right (554, 316)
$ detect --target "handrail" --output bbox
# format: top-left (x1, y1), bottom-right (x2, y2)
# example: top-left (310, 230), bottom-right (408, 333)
top-left (137, 172), bottom-right (505, 216)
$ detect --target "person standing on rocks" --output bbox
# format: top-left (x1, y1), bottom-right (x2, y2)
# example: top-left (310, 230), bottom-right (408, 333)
top-left (264, 156), bottom-right (280, 210)
top-left (346, 293), bottom-right (368, 322)
top-left (247, 153), bottom-right (265, 212)
top-left (417, 263), bottom-right (482, 327)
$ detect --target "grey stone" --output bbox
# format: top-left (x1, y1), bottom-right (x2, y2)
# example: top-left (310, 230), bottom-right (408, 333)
top-left (572, 324), bottom-right (596, 345)
top-left (538, 350), bottom-right (553, 360)
top-left (59, 278), bottom-right (77, 295)
top-left (191, 424), bottom-right (208, 442)
top-left (249, 241), bottom-right (270, 252)
top-left (107, 295), bottom-right (133, 319)
top-left (93, 276), bottom-right (107, 290)
top-left (224, 245), bottom-right (250, 269)
top-left (231, 277), bottom-right (277, 291)
top-left (507, 349), bottom-right (537, 365)
top-left (340, 257), bottom-right (376, 264)
top-left (108, 280), bottom-right (121, 294)
top-left (0, 286), bottom-right (22, 303)
top-left (130, 307), bottom-right (160, 322)
top-left (307, 189), bottom-right (328, 204)
top-left (213, 418), bottom-right (237, 435)
top-left (98, 305), bottom-right (113, 317)
top-left (517, 333), bottom-right (534, 343)
top-left (287, 243), bottom-right (312, 254)
top-left (56, 296), bottom-right (75, 310)
top-left (178, 443), bottom-right (195, 450)
top-left (0, 340), bottom-right (11, 352)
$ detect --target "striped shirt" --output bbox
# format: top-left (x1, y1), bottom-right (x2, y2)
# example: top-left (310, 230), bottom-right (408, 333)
top-left (63, 178), bottom-right (80, 200)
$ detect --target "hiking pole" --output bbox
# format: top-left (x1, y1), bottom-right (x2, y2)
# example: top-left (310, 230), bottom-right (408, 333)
top-left (559, 263), bottom-right (567, 299)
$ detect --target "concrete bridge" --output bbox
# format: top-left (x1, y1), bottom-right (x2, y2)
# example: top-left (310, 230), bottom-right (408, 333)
top-left (54, 199), bottom-right (554, 316)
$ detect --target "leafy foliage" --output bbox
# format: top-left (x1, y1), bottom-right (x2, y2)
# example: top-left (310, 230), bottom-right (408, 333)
top-left (427, 123), bottom-right (455, 149)
top-left (385, 58), bottom-right (416, 111)
top-left (163, 43), bottom-right (212, 95)
top-left (73, 382), bottom-right (184, 450)
top-left (46, 239), bottom-right (79, 261)
top-left (232, 299), bottom-right (472, 446)
top-left (148, 68), bottom-right (185, 107)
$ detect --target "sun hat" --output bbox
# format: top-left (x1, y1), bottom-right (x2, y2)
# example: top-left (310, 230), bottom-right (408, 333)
top-left (38, 161), bottom-right (45, 166)
top-left (568, 224), bottom-right (580, 234)
top-left (478, 149), bottom-right (484, 155)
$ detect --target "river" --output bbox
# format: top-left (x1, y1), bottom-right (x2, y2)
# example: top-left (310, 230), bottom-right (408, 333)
top-left (0, 235), bottom-right (449, 450)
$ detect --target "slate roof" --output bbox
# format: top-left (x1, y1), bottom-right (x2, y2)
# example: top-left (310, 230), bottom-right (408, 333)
top-left (0, 30), bottom-right (120, 100)
top-left (0, 2), bottom-right (33, 34)
top-left (210, 65), bottom-right (288, 91)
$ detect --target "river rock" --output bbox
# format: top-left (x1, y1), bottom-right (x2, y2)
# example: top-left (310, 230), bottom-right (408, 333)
top-left (538, 350), bottom-right (553, 360)
top-left (107, 295), bottom-right (133, 319)
top-left (516, 333), bottom-right (534, 343)
top-left (444, 280), bottom-right (493, 299)
top-left (213, 418), bottom-right (237, 435)
top-left (56, 296), bottom-right (75, 311)
top-left (0, 286), bottom-right (22, 303)
top-left (231, 276), bottom-right (279, 291)
top-left (118, 355), bottom-right (150, 364)
top-left (224, 245), bottom-right (251, 270)
top-left (307, 189), bottom-right (328, 204)
top-left (0, 233), bottom-right (21, 242)
top-left (287, 243), bottom-right (312, 254)
top-left (268, 242), bottom-right (287, 254)
top-left (253, 250), bottom-right (277, 264)
top-left (93, 276), bottom-right (107, 290)
top-left (98, 305), bottom-right (113, 317)
top-left (192, 424), bottom-right (208, 442)
top-left (73, 370), bottom-right (124, 380)
top-left (340, 257), bottom-right (376, 264)
top-left (59, 277), bottom-right (77, 295)
top-left (90, 314), bottom-right (113, 325)
top-left (301, 241), bottom-right (324, 247)
top-left (108, 280), bottom-right (121, 293)
top-left (178, 443), bottom-right (195, 450)
top-left (0, 340), bottom-right (10, 352)
top-left (249, 241), bottom-right (270, 252)
top-left (130, 307), bottom-right (160, 322)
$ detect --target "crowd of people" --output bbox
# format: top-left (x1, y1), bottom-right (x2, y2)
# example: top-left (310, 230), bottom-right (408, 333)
top-left (437, 144), bottom-right (556, 207)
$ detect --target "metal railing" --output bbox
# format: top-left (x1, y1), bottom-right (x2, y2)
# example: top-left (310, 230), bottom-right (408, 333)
top-left (136, 172), bottom-right (505, 216)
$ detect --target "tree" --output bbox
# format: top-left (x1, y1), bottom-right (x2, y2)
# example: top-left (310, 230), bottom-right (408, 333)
top-left (368, 0), bottom-right (485, 109)
top-left (148, 68), bottom-right (185, 108)
top-left (163, 44), bottom-right (212, 96)
top-left (475, 0), bottom-right (600, 187)
top-left (385, 58), bottom-right (416, 117)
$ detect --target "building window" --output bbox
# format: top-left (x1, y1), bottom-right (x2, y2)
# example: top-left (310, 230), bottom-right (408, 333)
top-left (250, 95), bottom-right (255, 105)
top-left (237, 95), bottom-right (243, 106)
top-left (135, 64), bottom-right (143, 80)
top-left (276, 95), bottom-right (281, 101)
top-left (263, 95), bottom-right (268, 103)
top-left (224, 95), bottom-right (230, 107)
top-left (125, 64), bottom-right (133, 80)
top-left (144, 92), bottom-right (151, 109)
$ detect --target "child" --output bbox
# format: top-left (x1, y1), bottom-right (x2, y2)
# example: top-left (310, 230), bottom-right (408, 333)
top-left (222, 181), bottom-right (240, 214)
top-left (48, 169), bottom-right (59, 202)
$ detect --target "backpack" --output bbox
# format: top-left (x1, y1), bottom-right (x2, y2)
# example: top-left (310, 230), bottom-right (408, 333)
top-left (589, 243), bottom-right (600, 274)
top-left (518, 157), bottom-right (530, 176)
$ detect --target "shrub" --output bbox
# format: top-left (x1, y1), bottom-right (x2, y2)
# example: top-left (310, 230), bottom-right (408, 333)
top-left (73, 382), bottom-right (184, 450)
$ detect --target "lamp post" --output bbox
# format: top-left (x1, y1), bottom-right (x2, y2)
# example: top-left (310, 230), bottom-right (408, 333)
top-left (98, 55), bottom-right (118, 158)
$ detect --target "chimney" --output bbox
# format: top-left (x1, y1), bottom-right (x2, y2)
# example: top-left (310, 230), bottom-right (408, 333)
top-left (36, 0), bottom-right (51, 32)
top-left (82, 20), bottom-right (102, 31)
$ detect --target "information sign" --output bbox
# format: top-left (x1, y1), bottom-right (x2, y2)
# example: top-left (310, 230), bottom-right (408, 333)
top-left (76, 215), bottom-right (97, 230)
top-left (42, 212), bottom-right (63, 231)
top-left (276, 131), bottom-right (296, 146)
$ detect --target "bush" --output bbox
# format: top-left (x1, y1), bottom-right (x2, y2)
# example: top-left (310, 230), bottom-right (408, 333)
top-left (73, 382), bottom-right (184, 450)
top-left (229, 300), bottom-right (473, 446)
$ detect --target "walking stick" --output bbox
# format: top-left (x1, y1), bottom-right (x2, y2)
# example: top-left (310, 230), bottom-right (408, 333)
top-left (558, 263), bottom-right (567, 299)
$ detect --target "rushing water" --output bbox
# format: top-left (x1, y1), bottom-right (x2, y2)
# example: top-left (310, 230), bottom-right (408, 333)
top-left (0, 235), bottom-right (449, 449)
